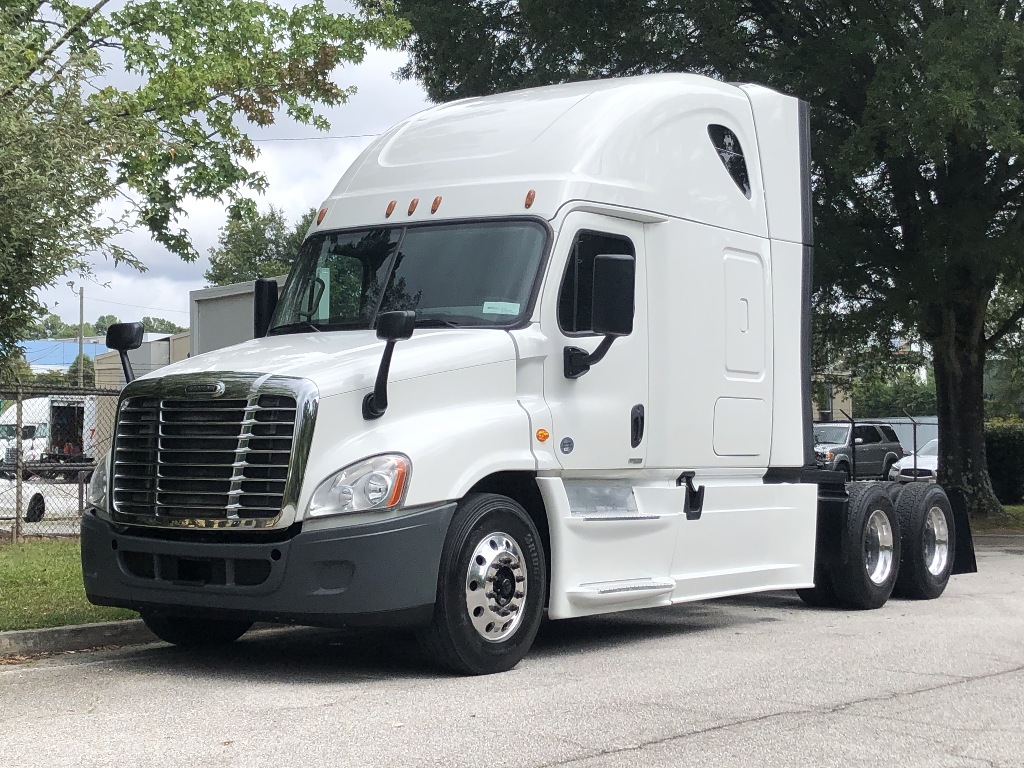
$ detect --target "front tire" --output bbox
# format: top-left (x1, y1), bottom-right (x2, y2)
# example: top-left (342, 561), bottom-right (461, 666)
top-left (141, 613), bottom-right (252, 647)
top-left (418, 493), bottom-right (546, 675)
top-left (831, 483), bottom-right (901, 610)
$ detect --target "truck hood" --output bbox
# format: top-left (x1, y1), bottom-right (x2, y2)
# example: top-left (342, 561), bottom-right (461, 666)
top-left (141, 329), bottom-right (518, 398)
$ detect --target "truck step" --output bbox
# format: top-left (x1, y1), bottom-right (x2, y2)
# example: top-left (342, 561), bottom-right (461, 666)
top-left (567, 577), bottom-right (676, 608)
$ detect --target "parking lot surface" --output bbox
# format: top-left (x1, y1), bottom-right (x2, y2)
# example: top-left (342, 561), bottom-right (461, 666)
top-left (2, 539), bottom-right (1022, 768)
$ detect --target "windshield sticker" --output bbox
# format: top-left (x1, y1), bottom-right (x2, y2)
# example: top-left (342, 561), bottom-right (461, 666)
top-left (482, 301), bottom-right (521, 315)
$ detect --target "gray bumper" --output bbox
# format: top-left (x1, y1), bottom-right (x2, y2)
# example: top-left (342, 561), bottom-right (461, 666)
top-left (81, 503), bottom-right (457, 628)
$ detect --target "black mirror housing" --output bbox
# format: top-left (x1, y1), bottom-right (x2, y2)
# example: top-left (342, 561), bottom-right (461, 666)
top-left (591, 254), bottom-right (635, 337)
top-left (105, 322), bottom-right (144, 352)
top-left (106, 322), bottom-right (145, 383)
top-left (254, 278), bottom-right (279, 338)
top-left (376, 310), bottom-right (416, 341)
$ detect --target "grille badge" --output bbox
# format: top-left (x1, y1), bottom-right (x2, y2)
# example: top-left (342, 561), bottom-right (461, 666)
top-left (184, 382), bottom-right (226, 397)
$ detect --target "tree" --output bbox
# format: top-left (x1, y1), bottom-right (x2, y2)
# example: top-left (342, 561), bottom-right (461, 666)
top-left (66, 353), bottom-right (95, 387)
top-left (94, 315), bottom-right (120, 336)
top-left (0, 353), bottom-right (33, 387)
top-left (205, 206), bottom-right (316, 285)
top-left (389, 1), bottom-right (1024, 518)
top-left (141, 317), bottom-right (186, 335)
top-left (0, 1), bottom-right (407, 366)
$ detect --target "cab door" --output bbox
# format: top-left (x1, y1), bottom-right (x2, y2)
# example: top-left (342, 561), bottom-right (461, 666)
top-left (540, 212), bottom-right (648, 470)
top-left (539, 213), bottom-right (675, 619)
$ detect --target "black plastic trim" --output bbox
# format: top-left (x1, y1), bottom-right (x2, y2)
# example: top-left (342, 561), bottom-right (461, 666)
top-left (82, 502), bottom-right (457, 629)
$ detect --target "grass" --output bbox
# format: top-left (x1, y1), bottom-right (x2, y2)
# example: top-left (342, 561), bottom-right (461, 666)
top-left (0, 539), bottom-right (134, 632)
top-left (972, 504), bottom-right (1024, 535)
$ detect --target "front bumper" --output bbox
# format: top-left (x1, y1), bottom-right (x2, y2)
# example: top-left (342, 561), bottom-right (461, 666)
top-left (81, 502), bottom-right (457, 628)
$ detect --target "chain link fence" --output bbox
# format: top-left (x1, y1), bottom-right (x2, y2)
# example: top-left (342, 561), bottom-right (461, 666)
top-left (0, 386), bottom-right (120, 541)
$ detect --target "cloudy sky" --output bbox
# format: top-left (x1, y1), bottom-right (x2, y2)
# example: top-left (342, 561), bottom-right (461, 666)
top-left (38, 5), bottom-right (431, 328)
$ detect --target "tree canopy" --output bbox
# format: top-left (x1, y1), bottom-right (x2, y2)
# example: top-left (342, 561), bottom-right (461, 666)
top-left (0, 0), bottom-right (407, 373)
top-left (389, 0), bottom-right (1024, 516)
top-left (205, 205), bottom-right (315, 285)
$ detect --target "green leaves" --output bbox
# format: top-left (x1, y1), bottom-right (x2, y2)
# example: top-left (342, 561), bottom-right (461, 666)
top-left (0, 0), bottom-right (408, 364)
top-left (204, 205), bottom-right (314, 286)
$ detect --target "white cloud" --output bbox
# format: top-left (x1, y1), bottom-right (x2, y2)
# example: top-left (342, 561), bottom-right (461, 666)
top-left (36, 44), bottom-right (430, 327)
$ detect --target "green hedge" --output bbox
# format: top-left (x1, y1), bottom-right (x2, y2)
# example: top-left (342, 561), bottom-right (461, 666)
top-left (986, 420), bottom-right (1024, 505)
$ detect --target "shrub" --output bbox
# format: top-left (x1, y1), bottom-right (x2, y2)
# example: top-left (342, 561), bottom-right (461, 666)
top-left (986, 419), bottom-right (1024, 505)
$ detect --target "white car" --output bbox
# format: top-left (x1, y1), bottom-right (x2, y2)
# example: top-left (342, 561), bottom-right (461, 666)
top-left (889, 438), bottom-right (938, 482)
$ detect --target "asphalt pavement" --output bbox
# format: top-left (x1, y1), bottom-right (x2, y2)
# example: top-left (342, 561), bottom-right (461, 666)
top-left (2, 539), bottom-right (1022, 768)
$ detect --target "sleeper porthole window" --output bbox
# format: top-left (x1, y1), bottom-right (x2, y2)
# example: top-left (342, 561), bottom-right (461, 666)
top-left (708, 124), bottom-right (752, 199)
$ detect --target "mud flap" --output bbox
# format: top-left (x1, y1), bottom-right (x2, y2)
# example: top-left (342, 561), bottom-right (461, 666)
top-left (946, 487), bottom-right (978, 575)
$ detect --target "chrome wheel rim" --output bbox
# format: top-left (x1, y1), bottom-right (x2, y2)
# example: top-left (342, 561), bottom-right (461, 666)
top-left (864, 509), bottom-right (894, 586)
top-left (465, 531), bottom-right (527, 642)
top-left (923, 506), bottom-right (950, 577)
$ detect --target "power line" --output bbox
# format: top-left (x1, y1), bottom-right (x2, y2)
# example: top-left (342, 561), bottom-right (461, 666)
top-left (251, 133), bottom-right (381, 142)
top-left (84, 296), bottom-right (189, 315)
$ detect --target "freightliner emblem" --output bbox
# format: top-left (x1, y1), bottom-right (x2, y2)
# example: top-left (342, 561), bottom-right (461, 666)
top-left (184, 382), bottom-right (226, 397)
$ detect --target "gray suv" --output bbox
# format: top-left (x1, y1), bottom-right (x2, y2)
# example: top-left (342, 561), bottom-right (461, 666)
top-left (813, 421), bottom-right (906, 480)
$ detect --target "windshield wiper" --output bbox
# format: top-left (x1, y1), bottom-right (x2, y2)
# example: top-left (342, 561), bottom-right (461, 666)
top-left (268, 320), bottom-right (322, 335)
top-left (414, 317), bottom-right (461, 328)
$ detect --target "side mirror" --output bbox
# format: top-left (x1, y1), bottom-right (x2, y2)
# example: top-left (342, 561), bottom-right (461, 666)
top-left (591, 254), bottom-right (635, 337)
top-left (105, 322), bottom-right (144, 383)
top-left (376, 310), bottom-right (416, 342)
top-left (363, 311), bottom-right (416, 420)
top-left (564, 254), bottom-right (635, 378)
top-left (855, 437), bottom-right (864, 445)
top-left (254, 278), bottom-right (279, 338)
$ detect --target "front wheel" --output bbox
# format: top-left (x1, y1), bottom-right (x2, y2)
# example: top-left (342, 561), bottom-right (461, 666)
top-left (417, 493), bottom-right (547, 675)
top-left (141, 613), bottom-right (252, 647)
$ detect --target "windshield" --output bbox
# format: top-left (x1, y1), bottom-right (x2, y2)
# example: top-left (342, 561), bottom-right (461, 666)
top-left (270, 220), bottom-right (548, 333)
top-left (813, 424), bottom-right (850, 445)
top-left (916, 439), bottom-right (939, 457)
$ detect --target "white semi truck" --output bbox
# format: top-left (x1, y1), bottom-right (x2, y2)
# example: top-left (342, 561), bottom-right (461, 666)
top-left (83, 74), bottom-right (975, 674)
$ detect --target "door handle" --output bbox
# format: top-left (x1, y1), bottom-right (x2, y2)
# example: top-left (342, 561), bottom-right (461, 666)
top-left (630, 404), bottom-right (644, 448)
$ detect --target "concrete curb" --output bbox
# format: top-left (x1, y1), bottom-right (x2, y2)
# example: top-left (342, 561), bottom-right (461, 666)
top-left (0, 619), bottom-right (157, 656)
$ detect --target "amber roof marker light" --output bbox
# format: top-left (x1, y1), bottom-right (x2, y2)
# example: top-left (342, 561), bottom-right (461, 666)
top-left (525, 189), bottom-right (536, 209)
top-left (408, 197), bottom-right (419, 215)
top-left (385, 200), bottom-right (397, 218)
top-left (316, 207), bottom-right (328, 225)
top-left (431, 195), bottom-right (443, 214)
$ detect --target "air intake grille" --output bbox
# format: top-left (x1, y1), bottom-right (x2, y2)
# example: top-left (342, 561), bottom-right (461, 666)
top-left (112, 394), bottom-right (296, 521)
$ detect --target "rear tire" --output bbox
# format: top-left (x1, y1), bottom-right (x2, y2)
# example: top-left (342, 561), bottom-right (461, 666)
top-left (141, 613), bottom-right (252, 647)
top-left (24, 493), bottom-right (45, 523)
top-left (893, 483), bottom-right (955, 600)
top-left (831, 483), bottom-right (901, 610)
top-left (417, 493), bottom-right (546, 675)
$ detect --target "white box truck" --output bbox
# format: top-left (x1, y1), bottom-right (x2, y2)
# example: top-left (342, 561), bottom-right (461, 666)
top-left (82, 74), bottom-right (975, 674)
top-left (1, 394), bottom-right (107, 479)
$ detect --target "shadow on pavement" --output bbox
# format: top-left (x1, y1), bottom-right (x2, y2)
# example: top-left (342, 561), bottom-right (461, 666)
top-left (114, 596), bottom-right (784, 683)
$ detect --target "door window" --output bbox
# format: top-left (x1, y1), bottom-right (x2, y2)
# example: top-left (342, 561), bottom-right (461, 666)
top-left (854, 425), bottom-right (881, 444)
top-left (557, 231), bottom-right (635, 335)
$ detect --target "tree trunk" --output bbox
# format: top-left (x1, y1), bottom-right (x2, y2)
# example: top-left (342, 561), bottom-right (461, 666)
top-left (930, 299), bottom-right (1004, 519)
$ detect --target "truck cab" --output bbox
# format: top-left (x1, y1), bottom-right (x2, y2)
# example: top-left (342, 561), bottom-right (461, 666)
top-left (82, 74), bottom-right (971, 674)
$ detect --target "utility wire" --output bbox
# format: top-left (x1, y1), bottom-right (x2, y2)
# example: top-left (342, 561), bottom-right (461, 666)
top-left (84, 296), bottom-right (189, 314)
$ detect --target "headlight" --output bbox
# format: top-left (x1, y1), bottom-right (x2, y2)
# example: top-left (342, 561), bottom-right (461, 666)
top-left (88, 453), bottom-right (108, 510)
top-left (306, 454), bottom-right (410, 519)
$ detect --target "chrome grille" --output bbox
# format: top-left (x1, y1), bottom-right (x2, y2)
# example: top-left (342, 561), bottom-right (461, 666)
top-left (112, 393), bottom-right (297, 522)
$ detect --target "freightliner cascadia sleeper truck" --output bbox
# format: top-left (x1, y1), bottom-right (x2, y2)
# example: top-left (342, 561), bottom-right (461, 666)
top-left (83, 74), bottom-right (975, 675)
